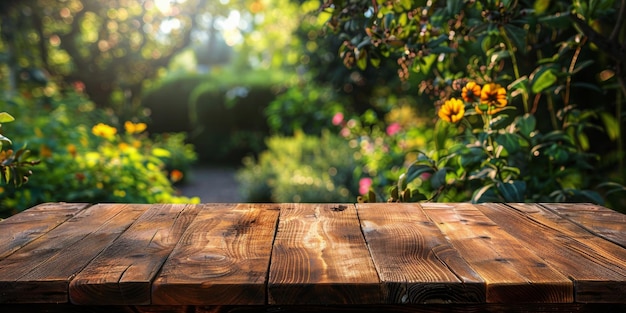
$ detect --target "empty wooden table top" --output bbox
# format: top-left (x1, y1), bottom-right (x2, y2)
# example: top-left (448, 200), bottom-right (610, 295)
top-left (0, 202), bottom-right (625, 312)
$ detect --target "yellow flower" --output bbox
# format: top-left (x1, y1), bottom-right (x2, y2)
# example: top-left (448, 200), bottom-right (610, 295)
top-left (124, 121), bottom-right (147, 134)
top-left (118, 142), bottom-right (130, 151)
top-left (462, 81), bottom-right (481, 102)
top-left (480, 83), bottom-right (507, 107)
top-left (438, 98), bottom-right (465, 123)
top-left (92, 123), bottom-right (117, 140)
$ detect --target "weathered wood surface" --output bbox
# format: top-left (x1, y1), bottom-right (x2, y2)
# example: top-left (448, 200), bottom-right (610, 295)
top-left (268, 203), bottom-right (380, 304)
top-left (0, 202), bottom-right (625, 311)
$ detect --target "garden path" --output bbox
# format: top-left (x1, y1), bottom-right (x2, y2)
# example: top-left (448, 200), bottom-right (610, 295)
top-left (177, 166), bottom-right (242, 203)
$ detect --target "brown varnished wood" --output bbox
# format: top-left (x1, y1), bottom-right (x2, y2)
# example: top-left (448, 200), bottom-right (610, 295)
top-left (0, 202), bottom-right (626, 310)
top-left (0, 204), bottom-right (147, 303)
top-left (542, 202), bottom-right (626, 248)
top-left (477, 203), bottom-right (626, 303)
top-left (357, 203), bottom-right (485, 304)
top-left (421, 203), bottom-right (573, 303)
top-left (69, 204), bottom-right (199, 305)
top-left (268, 203), bottom-right (381, 304)
top-left (3, 303), bottom-right (626, 313)
top-left (0, 203), bottom-right (90, 259)
top-left (152, 203), bottom-right (280, 305)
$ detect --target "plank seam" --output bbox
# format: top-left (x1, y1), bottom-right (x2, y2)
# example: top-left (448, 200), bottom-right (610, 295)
top-left (265, 205), bottom-right (282, 305)
top-left (353, 203), bottom-right (383, 285)
top-left (538, 203), bottom-right (626, 250)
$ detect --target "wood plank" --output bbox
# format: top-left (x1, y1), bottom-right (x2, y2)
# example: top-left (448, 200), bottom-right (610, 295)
top-left (3, 303), bottom-right (626, 313)
top-left (541, 203), bottom-right (626, 248)
top-left (421, 203), bottom-right (573, 303)
top-left (357, 203), bottom-right (484, 304)
top-left (477, 203), bottom-right (626, 303)
top-left (0, 203), bottom-right (147, 303)
top-left (70, 203), bottom-right (199, 305)
top-left (0, 203), bottom-right (90, 260)
top-left (268, 203), bottom-right (382, 304)
top-left (152, 203), bottom-right (280, 305)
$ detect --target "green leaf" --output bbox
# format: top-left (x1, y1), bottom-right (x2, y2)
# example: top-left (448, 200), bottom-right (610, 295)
top-left (431, 168), bottom-right (447, 190)
top-left (356, 49), bottom-right (368, 70)
top-left (472, 184), bottom-right (500, 203)
top-left (539, 12), bottom-right (571, 27)
top-left (430, 46), bottom-right (456, 54)
top-left (534, 0), bottom-right (551, 14)
top-left (0, 112), bottom-right (15, 123)
top-left (600, 112), bottom-right (620, 141)
top-left (496, 133), bottom-right (521, 154)
top-left (0, 134), bottom-right (12, 144)
top-left (504, 24), bottom-right (527, 53)
top-left (497, 180), bottom-right (526, 202)
top-left (152, 148), bottom-right (171, 158)
top-left (405, 163), bottom-right (435, 184)
top-left (515, 114), bottom-right (536, 140)
top-left (531, 68), bottom-right (558, 93)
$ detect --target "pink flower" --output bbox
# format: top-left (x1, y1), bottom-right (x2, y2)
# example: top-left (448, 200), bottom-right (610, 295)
top-left (386, 122), bottom-right (401, 136)
top-left (332, 112), bottom-right (344, 125)
top-left (359, 177), bottom-right (373, 195)
top-left (73, 81), bottom-right (85, 93)
top-left (340, 127), bottom-right (350, 138)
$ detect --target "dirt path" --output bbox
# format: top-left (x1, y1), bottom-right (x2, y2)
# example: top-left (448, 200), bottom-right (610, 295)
top-left (177, 166), bottom-right (242, 203)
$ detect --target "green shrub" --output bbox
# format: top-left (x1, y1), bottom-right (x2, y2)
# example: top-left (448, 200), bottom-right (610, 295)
top-left (142, 69), bottom-right (289, 164)
top-left (0, 89), bottom-right (198, 217)
top-left (236, 131), bottom-right (358, 203)
top-left (265, 83), bottom-right (346, 135)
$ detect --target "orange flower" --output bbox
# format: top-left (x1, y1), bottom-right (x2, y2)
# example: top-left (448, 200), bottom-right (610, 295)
top-left (438, 98), bottom-right (465, 123)
top-left (170, 169), bottom-right (184, 183)
top-left (67, 144), bottom-right (77, 158)
top-left (480, 83), bottom-right (507, 107)
top-left (40, 145), bottom-right (52, 158)
top-left (476, 83), bottom-right (507, 115)
top-left (462, 81), bottom-right (481, 102)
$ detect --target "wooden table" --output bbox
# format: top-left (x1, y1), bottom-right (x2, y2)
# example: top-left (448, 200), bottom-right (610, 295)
top-left (0, 202), bottom-right (625, 312)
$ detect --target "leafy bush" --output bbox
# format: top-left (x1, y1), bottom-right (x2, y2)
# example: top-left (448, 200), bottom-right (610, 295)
top-left (236, 131), bottom-right (358, 203)
top-left (318, 0), bottom-right (626, 209)
top-left (265, 82), bottom-right (347, 135)
top-left (0, 89), bottom-right (199, 217)
top-left (142, 69), bottom-right (288, 164)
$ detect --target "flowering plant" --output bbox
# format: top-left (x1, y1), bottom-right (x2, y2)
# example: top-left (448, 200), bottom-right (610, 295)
top-left (320, 0), bottom-right (625, 207)
top-left (0, 112), bottom-right (38, 188)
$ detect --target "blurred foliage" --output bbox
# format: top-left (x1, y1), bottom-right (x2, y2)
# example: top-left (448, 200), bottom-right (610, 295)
top-left (142, 68), bottom-right (289, 163)
top-left (0, 86), bottom-right (198, 218)
top-left (236, 131), bottom-right (358, 203)
top-left (0, 0), bottom-right (301, 118)
top-left (317, 0), bottom-right (626, 210)
top-left (265, 82), bottom-right (347, 135)
top-left (0, 111), bottom-right (39, 189)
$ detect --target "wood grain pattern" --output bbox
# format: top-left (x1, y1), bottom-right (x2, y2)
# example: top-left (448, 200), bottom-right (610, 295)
top-left (0, 202), bottom-right (626, 310)
top-left (268, 203), bottom-right (381, 304)
top-left (542, 202), bottom-right (626, 248)
top-left (0, 204), bottom-right (147, 303)
top-left (421, 203), bottom-right (573, 303)
top-left (69, 204), bottom-right (199, 305)
top-left (476, 203), bottom-right (626, 302)
top-left (152, 203), bottom-right (280, 305)
top-left (0, 203), bottom-right (89, 259)
top-left (357, 203), bottom-right (484, 304)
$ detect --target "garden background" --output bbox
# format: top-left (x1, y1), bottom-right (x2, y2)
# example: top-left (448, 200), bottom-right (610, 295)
top-left (1, 0), bottom-right (626, 218)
